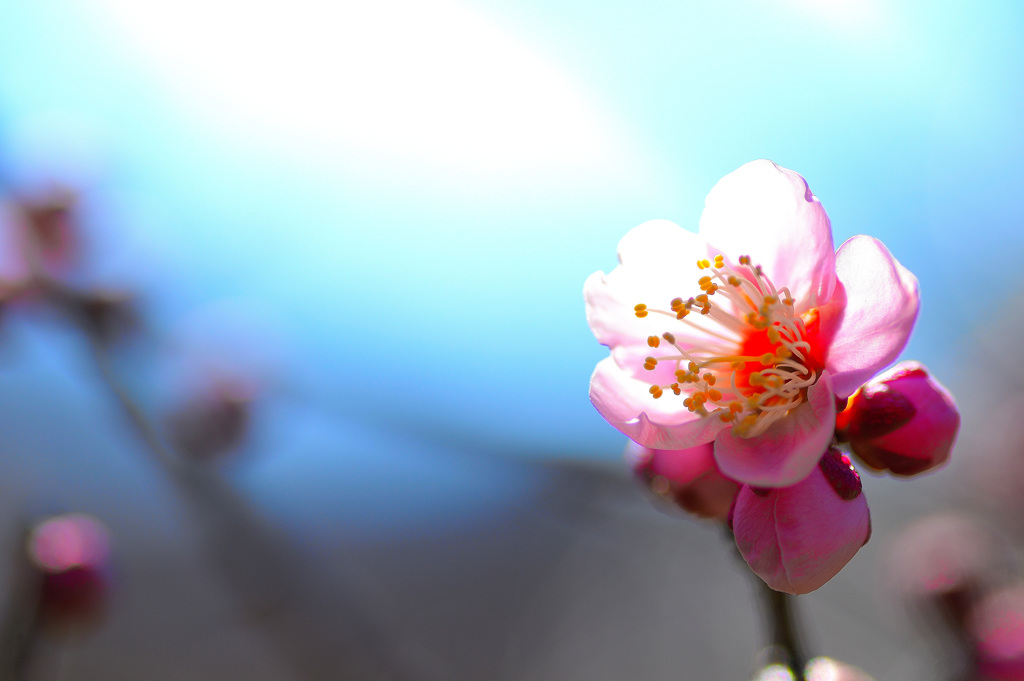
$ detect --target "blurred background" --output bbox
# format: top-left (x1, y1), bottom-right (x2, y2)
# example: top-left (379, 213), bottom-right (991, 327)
top-left (0, 0), bottom-right (1022, 679)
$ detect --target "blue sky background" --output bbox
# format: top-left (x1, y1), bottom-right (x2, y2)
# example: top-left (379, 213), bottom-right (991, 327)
top-left (0, 0), bottom-right (1021, 531)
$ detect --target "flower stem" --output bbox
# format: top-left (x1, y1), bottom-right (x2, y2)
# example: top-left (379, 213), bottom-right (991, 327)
top-left (725, 527), bottom-right (808, 679)
top-left (758, 579), bottom-right (807, 680)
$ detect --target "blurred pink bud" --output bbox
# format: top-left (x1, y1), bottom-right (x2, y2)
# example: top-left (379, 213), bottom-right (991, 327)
top-left (969, 585), bottom-right (1024, 681)
top-left (27, 514), bottom-right (112, 631)
top-left (837, 361), bottom-right (958, 476)
top-left (627, 441), bottom-right (740, 520)
top-left (883, 514), bottom-right (1004, 628)
top-left (730, 449), bottom-right (870, 595)
top-left (165, 375), bottom-right (256, 462)
top-left (14, 187), bottom-right (81, 277)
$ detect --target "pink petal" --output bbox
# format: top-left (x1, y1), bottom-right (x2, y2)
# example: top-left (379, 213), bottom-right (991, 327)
top-left (820, 236), bottom-right (919, 398)
top-left (698, 160), bottom-right (836, 312)
top-left (584, 220), bottom-right (711, 352)
top-left (731, 450), bottom-right (871, 595)
top-left (589, 357), bottom-right (731, 449)
top-left (714, 372), bottom-right (836, 487)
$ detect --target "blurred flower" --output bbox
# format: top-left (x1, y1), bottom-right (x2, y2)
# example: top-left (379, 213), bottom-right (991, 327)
top-left (969, 585), bottom-right (1024, 681)
top-left (752, 658), bottom-right (875, 681)
top-left (585, 160), bottom-right (919, 487)
top-left (627, 441), bottom-right (739, 519)
top-left (730, 449), bottom-right (870, 594)
top-left (27, 513), bottom-right (112, 632)
top-left (804, 657), bottom-right (876, 681)
top-left (837, 361), bottom-right (958, 476)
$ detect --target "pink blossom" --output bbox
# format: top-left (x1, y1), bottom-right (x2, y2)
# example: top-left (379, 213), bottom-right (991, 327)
top-left (837, 361), bottom-right (959, 477)
top-left (585, 160), bottom-right (919, 487)
top-left (627, 441), bottom-right (739, 519)
top-left (729, 449), bottom-right (870, 595)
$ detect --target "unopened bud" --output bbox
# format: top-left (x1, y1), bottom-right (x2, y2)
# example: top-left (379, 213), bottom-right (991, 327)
top-left (837, 362), bottom-right (959, 477)
top-left (627, 441), bottom-right (739, 520)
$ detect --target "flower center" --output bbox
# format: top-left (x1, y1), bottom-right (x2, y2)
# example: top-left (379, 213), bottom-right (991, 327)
top-left (634, 254), bottom-right (825, 438)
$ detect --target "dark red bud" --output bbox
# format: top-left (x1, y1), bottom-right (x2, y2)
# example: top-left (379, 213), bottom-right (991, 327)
top-left (846, 385), bottom-right (916, 440)
top-left (819, 449), bottom-right (862, 501)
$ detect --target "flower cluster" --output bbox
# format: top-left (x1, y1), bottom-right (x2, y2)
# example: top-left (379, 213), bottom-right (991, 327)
top-left (584, 160), bottom-right (959, 594)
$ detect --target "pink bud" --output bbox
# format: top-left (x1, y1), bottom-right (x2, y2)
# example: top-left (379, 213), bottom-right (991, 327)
top-left (883, 514), bottom-right (1005, 629)
top-left (165, 375), bottom-right (256, 462)
top-left (627, 441), bottom-right (740, 520)
top-left (837, 362), bottom-right (959, 477)
top-left (730, 449), bottom-right (870, 595)
top-left (27, 514), bottom-right (112, 632)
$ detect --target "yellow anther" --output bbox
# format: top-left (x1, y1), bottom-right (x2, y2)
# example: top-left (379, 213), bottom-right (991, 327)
top-left (696, 259), bottom-right (707, 270)
top-left (739, 255), bottom-right (751, 265)
top-left (775, 347), bottom-right (792, 359)
top-left (783, 297), bottom-right (795, 306)
top-left (675, 309), bottom-right (689, 319)
top-left (662, 332), bottom-right (676, 344)
top-left (700, 259), bottom-right (711, 269)
top-left (749, 373), bottom-right (763, 386)
top-left (714, 254), bottom-right (725, 267)
top-left (703, 373), bottom-right (716, 385)
top-left (759, 353), bottom-right (775, 366)
top-left (740, 414), bottom-right (758, 429)
top-left (706, 283), bottom-right (719, 295)
top-left (708, 388), bottom-right (722, 402)
top-left (700, 305), bottom-right (712, 315)
top-left (671, 383), bottom-right (682, 395)
top-left (670, 297), bottom-right (684, 309)
top-left (695, 294), bottom-right (709, 304)
top-left (767, 327), bottom-right (781, 344)
top-left (729, 401), bottom-right (743, 413)
top-left (649, 385), bottom-right (663, 398)
top-left (634, 303), bottom-right (648, 318)
top-left (747, 395), bottom-right (761, 409)
top-left (643, 356), bottom-right (658, 370)
top-left (719, 411), bottom-right (734, 422)
top-left (732, 361), bottom-right (744, 370)
top-left (688, 362), bottom-right (699, 374)
top-left (692, 392), bottom-right (706, 405)
top-left (763, 296), bottom-right (777, 305)
top-left (675, 370), bottom-right (688, 381)
top-left (647, 336), bottom-right (660, 348)
top-left (683, 397), bottom-right (694, 410)
top-left (727, 275), bottom-right (741, 286)
top-left (698, 276), bottom-right (712, 287)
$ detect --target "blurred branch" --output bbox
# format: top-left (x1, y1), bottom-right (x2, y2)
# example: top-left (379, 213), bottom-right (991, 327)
top-left (38, 275), bottom-right (452, 681)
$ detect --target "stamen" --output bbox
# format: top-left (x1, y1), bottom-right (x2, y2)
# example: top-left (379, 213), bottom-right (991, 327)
top-left (633, 253), bottom-right (822, 439)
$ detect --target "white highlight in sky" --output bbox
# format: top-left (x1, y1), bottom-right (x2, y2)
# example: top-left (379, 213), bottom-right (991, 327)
top-left (93, 0), bottom-right (620, 174)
